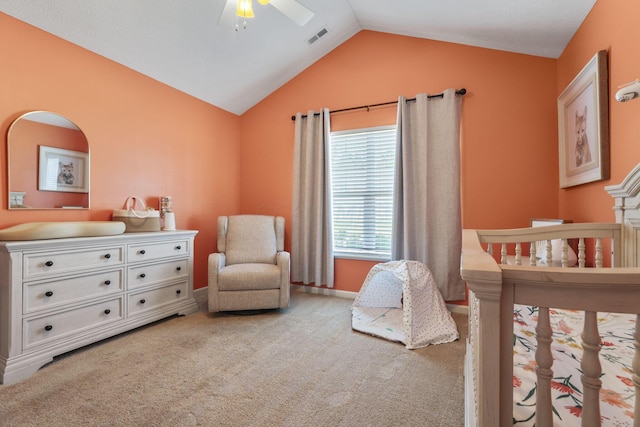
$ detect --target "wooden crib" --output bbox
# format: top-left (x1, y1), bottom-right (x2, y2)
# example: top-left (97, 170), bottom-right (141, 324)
top-left (461, 165), bottom-right (640, 427)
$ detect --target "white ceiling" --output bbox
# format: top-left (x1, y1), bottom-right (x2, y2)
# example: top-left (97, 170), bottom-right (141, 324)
top-left (0, 0), bottom-right (597, 115)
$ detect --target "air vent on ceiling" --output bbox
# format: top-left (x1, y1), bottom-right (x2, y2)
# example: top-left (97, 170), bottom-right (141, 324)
top-left (307, 27), bottom-right (329, 45)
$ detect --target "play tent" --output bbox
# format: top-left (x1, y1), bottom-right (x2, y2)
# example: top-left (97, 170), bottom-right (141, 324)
top-left (351, 260), bottom-right (459, 349)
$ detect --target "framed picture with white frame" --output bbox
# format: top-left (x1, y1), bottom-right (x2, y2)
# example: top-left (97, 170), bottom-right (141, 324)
top-left (38, 145), bottom-right (89, 193)
top-left (558, 50), bottom-right (609, 188)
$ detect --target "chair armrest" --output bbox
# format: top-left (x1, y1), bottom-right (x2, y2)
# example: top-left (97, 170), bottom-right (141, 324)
top-left (208, 253), bottom-right (226, 286)
top-left (276, 251), bottom-right (290, 308)
top-left (208, 253), bottom-right (226, 312)
top-left (276, 251), bottom-right (290, 283)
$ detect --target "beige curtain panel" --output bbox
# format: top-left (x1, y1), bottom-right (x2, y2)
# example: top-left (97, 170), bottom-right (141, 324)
top-left (392, 89), bottom-right (465, 301)
top-left (291, 109), bottom-right (335, 288)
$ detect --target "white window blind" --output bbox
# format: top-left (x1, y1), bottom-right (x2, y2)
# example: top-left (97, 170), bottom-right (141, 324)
top-left (330, 125), bottom-right (396, 260)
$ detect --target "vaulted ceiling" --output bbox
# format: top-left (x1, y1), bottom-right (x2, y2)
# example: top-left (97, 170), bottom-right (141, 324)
top-left (1, 0), bottom-right (597, 115)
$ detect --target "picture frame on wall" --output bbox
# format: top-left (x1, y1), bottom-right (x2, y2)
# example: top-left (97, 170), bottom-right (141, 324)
top-left (558, 50), bottom-right (609, 188)
top-left (38, 145), bottom-right (89, 193)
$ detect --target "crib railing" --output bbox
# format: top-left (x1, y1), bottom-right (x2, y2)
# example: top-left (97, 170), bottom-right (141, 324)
top-left (461, 223), bottom-right (640, 427)
top-left (478, 222), bottom-right (622, 268)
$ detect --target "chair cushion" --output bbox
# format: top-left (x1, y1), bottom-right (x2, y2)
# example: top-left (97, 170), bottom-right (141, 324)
top-left (218, 263), bottom-right (282, 291)
top-left (225, 215), bottom-right (277, 265)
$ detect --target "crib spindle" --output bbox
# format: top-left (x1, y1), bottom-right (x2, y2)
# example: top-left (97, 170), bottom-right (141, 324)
top-left (529, 241), bottom-right (537, 266)
top-left (581, 311), bottom-right (602, 427)
top-left (535, 307), bottom-right (553, 427)
top-left (578, 237), bottom-right (586, 268)
top-left (595, 238), bottom-right (603, 268)
top-left (501, 243), bottom-right (507, 265)
top-left (561, 239), bottom-right (569, 267)
top-left (544, 239), bottom-right (552, 265)
top-left (515, 242), bottom-right (522, 265)
top-left (486, 243), bottom-right (493, 256)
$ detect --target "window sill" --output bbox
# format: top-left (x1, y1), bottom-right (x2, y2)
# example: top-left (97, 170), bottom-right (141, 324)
top-left (333, 251), bottom-right (390, 262)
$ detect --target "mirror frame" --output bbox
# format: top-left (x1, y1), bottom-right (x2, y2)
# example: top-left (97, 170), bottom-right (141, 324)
top-left (7, 111), bottom-right (90, 210)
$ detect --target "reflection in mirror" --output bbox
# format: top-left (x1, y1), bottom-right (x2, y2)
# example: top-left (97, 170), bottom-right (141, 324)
top-left (8, 111), bottom-right (89, 209)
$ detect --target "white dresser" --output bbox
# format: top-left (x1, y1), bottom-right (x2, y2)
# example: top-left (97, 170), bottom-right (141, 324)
top-left (0, 230), bottom-right (199, 384)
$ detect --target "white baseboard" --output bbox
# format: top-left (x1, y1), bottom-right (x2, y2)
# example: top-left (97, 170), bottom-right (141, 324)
top-left (196, 284), bottom-right (358, 299)
top-left (293, 284), bottom-right (468, 315)
top-left (193, 286), bottom-right (207, 298)
top-left (196, 284), bottom-right (468, 315)
top-left (292, 284), bottom-right (358, 299)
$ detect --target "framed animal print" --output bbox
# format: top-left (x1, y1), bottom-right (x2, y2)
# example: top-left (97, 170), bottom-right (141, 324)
top-left (38, 145), bottom-right (89, 193)
top-left (558, 50), bottom-right (609, 188)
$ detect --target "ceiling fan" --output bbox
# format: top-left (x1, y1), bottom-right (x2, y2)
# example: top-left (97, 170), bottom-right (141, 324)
top-left (219, 0), bottom-right (315, 29)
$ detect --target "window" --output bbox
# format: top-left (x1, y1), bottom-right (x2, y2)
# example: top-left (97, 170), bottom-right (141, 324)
top-left (330, 125), bottom-right (396, 260)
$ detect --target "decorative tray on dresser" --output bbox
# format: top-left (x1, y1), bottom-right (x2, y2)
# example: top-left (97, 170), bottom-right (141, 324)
top-left (0, 230), bottom-right (199, 384)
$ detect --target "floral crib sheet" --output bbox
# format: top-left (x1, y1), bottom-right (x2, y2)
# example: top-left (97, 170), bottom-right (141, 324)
top-left (513, 305), bottom-right (636, 426)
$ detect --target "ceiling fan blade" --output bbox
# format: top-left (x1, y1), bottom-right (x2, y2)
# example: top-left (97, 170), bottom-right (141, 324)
top-left (217, 0), bottom-right (236, 26)
top-left (269, 0), bottom-right (314, 26)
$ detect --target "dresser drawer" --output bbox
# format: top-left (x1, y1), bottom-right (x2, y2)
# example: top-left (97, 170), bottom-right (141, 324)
top-left (23, 246), bottom-right (124, 280)
top-left (23, 269), bottom-right (124, 314)
top-left (127, 259), bottom-right (188, 289)
top-left (127, 240), bottom-right (189, 263)
top-left (127, 282), bottom-right (188, 316)
top-left (23, 298), bottom-right (123, 350)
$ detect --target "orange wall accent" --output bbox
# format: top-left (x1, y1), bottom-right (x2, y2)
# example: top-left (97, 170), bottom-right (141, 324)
top-left (557, 0), bottom-right (640, 222)
top-left (0, 14), bottom-right (241, 289)
top-left (240, 31), bottom-right (558, 295)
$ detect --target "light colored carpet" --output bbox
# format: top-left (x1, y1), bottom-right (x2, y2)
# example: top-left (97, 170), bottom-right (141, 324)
top-left (0, 290), bottom-right (468, 426)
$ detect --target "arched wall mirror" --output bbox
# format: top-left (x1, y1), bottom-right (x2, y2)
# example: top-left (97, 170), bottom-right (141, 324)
top-left (8, 111), bottom-right (89, 209)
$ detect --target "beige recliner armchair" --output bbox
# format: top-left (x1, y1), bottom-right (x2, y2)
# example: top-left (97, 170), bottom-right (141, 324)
top-left (208, 215), bottom-right (290, 312)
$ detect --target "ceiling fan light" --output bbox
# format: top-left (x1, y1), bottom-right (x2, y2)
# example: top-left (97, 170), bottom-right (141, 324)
top-left (236, 0), bottom-right (255, 18)
top-left (258, 0), bottom-right (270, 4)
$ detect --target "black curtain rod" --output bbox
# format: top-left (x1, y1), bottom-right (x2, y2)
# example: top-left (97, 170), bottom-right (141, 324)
top-left (291, 88), bottom-right (466, 121)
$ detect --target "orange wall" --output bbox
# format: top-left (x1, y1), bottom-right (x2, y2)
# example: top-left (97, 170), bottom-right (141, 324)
top-left (240, 31), bottom-right (559, 295)
top-left (4, 2), bottom-right (632, 297)
top-left (557, 0), bottom-right (640, 222)
top-left (0, 14), bottom-right (241, 289)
